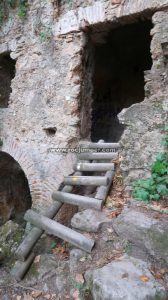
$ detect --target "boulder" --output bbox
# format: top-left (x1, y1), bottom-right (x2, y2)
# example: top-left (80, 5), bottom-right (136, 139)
top-left (113, 207), bottom-right (168, 265)
top-left (90, 256), bottom-right (167, 300)
top-left (71, 209), bottom-right (112, 232)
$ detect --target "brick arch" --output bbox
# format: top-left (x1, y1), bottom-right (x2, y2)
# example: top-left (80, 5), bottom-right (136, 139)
top-left (2, 140), bottom-right (43, 208)
top-left (2, 140), bottom-right (76, 210)
top-left (41, 153), bottom-right (76, 203)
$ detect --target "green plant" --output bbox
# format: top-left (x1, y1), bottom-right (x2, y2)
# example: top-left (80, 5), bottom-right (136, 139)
top-left (47, 240), bottom-right (57, 254)
top-left (73, 281), bottom-right (92, 300)
top-left (39, 27), bottom-right (52, 43)
top-left (0, 9), bottom-right (3, 24)
top-left (0, 0), bottom-right (28, 25)
top-left (6, 0), bottom-right (16, 8)
top-left (61, 0), bottom-right (73, 9)
top-left (123, 240), bottom-right (132, 255)
top-left (70, 274), bottom-right (93, 300)
top-left (80, 283), bottom-right (92, 300)
top-left (132, 125), bottom-right (168, 202)
top-left (18, 0), bottom-right (28, 18)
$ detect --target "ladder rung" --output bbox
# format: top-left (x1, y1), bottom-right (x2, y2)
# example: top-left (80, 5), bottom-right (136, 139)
top-left (52, 191), bottom-right (103, 210)
top-left (24, 210), bottom-right (95, 253)
top-left (77, 152), bottom-right (118, 161)
top-left (88, 142), bottom-right (120, 149)
top-left (74, 162), bottom-right (114, 172)
top-left (64, 175), bottom-right (109, 186)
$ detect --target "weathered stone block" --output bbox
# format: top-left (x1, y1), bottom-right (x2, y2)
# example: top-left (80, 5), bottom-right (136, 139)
top-left (113, 207), bottom-right (168, 265)
top-left (71, 209), bottom-right (112, 232)
top-left (90, 256), bottom-right (167, 300)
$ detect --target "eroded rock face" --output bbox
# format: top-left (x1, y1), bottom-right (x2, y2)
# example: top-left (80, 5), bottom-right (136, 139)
top-left (0, 151), bottom-right (32, 225)
top-left (90, 256), bottom-right (167, 300)
top-left (113, 206), bottom-right (168, 266)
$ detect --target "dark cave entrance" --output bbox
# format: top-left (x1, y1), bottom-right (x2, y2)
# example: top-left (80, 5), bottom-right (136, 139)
top-left (0, 151), bottom-right (32, 225)
top-left (91, 20), bottom-right (153, 142)
top-left (0, 52), bottom-right (16, 108)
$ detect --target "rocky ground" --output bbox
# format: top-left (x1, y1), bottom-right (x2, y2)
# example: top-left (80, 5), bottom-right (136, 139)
top-left (0, 171), bottom-right (168, 300)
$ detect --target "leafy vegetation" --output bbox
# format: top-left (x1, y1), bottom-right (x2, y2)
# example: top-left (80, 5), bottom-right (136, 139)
top-left (39, 27), bottom-right (52, 43)
top-left (0, 9), bottom-right (3, 24)
top-left (132, 125), bottom-right (168, 202)
top-left (123, 240), bottom-right (132, 255)
top-left (0, 0), bottom-right (28, 25)
top-left (59, 0), bottom-right (73, 9)
top-left (72, 279), bottom-right (92, 300)
top-left (18, 0), bottom-right (28, 18)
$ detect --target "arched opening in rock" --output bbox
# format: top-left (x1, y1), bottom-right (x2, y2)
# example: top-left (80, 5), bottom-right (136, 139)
top-left (0, 52), bottom-right (16, 108)
top-left (90, 19), bottom-right (153, 142)
top-left (0, 151), bottom-right (32, 225)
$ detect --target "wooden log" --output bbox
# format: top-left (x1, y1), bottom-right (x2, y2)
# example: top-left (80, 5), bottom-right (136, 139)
top-left (64, 175), bottom-right (109, 186)
top-left (95, 170), bottom-right (115, 201)
top-left (15, 174), bottom-right (81, 261)
top-left (52, 191), bottom-right (103, 210)
top-left (76, 139), bottom-right (106, 196)
top-left (12, 139), bottom-right (104, 280)
top-left (88, 142), bottom-right (120, 149)
top-left (77, 152), bottom-right (118, 161)
top-left (24, 210), bottom-right (95, 253)
top-left (15, 199), bottom-right (63, 261)
top-left (79, 139), bottom-right (106, 196)
top-left (79, 139), bottom-right (104, 148)
top-left (15, 227), bottom-right (44, 262)
top-left (11, 253), bottom-right (35, 281)
top-left (74, 162), bottom-right (114, 172)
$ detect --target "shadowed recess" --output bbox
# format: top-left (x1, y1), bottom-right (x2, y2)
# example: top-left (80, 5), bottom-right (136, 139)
top-left (0, 52), bottom-right (16, 108)
top-left (0, 151), bottom-right (32, 225)
top-left (91, 19), bottom-right (153, 142)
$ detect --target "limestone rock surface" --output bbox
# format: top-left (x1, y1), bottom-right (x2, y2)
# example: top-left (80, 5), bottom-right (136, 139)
top-left (113, 207), bottom-right (168, 265)
top-left (71, 209), bottom-right (112, 232)
top-left (90, 256), bottom-right (167, 300)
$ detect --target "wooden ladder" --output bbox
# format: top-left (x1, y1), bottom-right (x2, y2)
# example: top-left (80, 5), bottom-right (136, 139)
top-left (11, 141), bottom-right (120, 281)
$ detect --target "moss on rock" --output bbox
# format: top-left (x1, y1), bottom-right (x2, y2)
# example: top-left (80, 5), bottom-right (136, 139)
top-left (0, 220), bottom-right (24, 265)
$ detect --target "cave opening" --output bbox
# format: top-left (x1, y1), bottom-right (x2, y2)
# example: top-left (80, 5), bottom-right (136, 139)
top-left (91, 19), bottom-right (153, 142)
top-left (0, 52), bottom-right (16, 108)
top-left (0, 151), bottom-right (32, 225)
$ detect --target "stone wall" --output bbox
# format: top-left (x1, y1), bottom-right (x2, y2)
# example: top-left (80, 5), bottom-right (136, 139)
top-left (0, 1), bottom-right (81, 210)
top-left (0, 0), bottom-right (168, 210)
top-left (80, 36), bottom-right (94, 140)
top-left (119, 9), bottom-right (168, 184)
